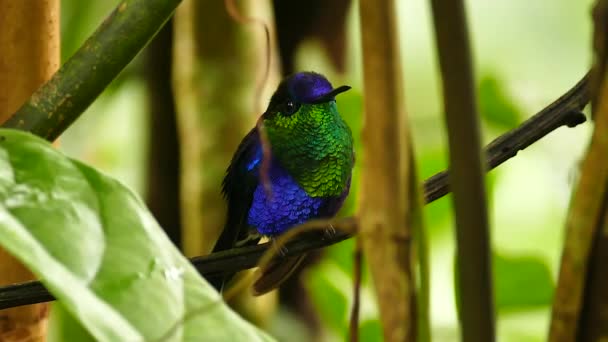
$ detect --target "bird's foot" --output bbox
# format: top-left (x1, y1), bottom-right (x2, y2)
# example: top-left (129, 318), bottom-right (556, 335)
top-left (323, 223), bottom-right (337, 239)
top-left (235, 232), bottom-right (262, 247)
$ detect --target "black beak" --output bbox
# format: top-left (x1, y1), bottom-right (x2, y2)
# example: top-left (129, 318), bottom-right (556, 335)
top-left (311, 85), bottom-right (351, 103)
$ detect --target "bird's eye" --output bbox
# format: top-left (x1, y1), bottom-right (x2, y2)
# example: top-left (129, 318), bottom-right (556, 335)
top-left (283, 100), bottom-right (300, 116)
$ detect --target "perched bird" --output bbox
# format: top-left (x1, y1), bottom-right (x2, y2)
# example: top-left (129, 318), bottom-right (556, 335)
top-left (210, 71), bottom-right (354, 295)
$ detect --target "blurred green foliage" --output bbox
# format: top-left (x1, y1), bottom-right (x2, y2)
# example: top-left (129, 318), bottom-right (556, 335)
top-left (478, 75), bottom-right (521, 130)
top-left (56, 0), bottom-right (593, 341)
top-left (493, 253), bottom-right (554, 311)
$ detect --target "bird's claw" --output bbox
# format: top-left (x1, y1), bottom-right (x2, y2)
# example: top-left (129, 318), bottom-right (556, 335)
top-left (323, 223), bottom-right (337, 239)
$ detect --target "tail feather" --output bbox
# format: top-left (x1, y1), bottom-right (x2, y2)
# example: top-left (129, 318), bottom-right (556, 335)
top-left (252, 253), bottom-right (308, 296)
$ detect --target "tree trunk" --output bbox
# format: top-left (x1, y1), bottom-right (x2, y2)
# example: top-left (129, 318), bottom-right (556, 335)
top-left (0, 1), bottom-right (60, 340)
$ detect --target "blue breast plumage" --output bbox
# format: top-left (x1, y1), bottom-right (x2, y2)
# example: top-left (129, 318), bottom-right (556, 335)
top-left (247, 154), bottom-right (350, 236)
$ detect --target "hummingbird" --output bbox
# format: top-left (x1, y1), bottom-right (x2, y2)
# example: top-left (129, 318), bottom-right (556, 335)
top-left (209, 71), bottom-right (354, 295)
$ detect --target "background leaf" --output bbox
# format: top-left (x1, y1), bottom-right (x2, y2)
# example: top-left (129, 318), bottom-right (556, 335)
top-left (494, 252), bottom-right (554, 311)
top-left (478, 75), bottom-right (521, 130)
top-left (0, 129), bottom-right (273, 341)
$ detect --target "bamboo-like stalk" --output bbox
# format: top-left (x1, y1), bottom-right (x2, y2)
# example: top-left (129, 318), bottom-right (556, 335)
top-left (578, 207), bottom-right (608, 341)
top-left (590, 0), bottom-right (608, 115)
top-left (2, 0), bottom-right (182, 141)
top-left (0, 1), bottom-right (59, 340)
top-left (550, 3), bottom-right (608, 339)
top-left (429, 1), bottom-right (495, 341)
top-left (573, 3), bottom-right (608, 340)
top-left (358, 0), bottom-right (419, 340)
top-left (549, 72), bottom-right (608, 342)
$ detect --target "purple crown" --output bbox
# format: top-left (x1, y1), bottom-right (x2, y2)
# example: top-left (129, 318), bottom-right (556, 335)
top-left (288, 72), bottom-right (334, 103)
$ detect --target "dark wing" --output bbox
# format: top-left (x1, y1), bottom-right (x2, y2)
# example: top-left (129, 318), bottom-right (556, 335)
top-left (214, 127), bottom-right (262, 252)
top-left (208, 127), bottom-right (262, 290)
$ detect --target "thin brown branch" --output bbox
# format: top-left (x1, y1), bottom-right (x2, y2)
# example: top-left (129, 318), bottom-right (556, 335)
top-left (0, 74), bottom-right (589, 310)
top-left (154, 217), bottom-right (358, 341)
top-left (424, 72), bottom-right (588, 203)
top-left (430, 0), bottom-right (495, 340)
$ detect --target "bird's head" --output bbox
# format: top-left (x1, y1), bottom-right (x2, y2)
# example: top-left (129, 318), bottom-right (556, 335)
top-left (261, 71), bottom-right (350, 134)
top-left (259, 72), bottom-right (354, 194)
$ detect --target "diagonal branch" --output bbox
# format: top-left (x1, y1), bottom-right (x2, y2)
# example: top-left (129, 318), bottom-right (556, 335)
top-left (1, 0), bottom-right (182, 141)
top-left (0, 72), bottom-right (590, 310)
top-left (424, 72), bottom-right (588, 203)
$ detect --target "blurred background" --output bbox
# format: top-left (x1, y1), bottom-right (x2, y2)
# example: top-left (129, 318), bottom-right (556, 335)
top-left (58, 1), bottom-right (593, 341)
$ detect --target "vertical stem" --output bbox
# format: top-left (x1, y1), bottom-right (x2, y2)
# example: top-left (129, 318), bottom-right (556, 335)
top-left (576, 3), bottom-right (608, 339)
top-left (578, 203), bottom-right (608, 341)
top-left (411, 150), bottom-right (431, 342)
top-left (0, 1), bottom-right (60, 122)
top-left (349, 237), bottom-right (362, 342)
top-left (358, 0), bottom-right (418, 340)
top-left (0, 0), bottom-right (59, 340)
top-left (145, 21), bottom-right (182, 248)
top-left (549, 72), bottom-right (608, 341)
top-left (429, 1), bottom-right (495, 341)
top-left (550, 3), bottom-right (608, 340)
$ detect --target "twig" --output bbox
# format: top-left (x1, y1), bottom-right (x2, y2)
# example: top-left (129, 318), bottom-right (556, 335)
top-left (430, 0), bottom-right (495, 339)
top-left (424, 72), bottom-right (588, 203)
top-left (1, 0), bottom-right (182, 141)
top-left (154, 217), bottom-right (358, 341)
top-left (224, 0), bottom-right (271, 116)
top-left (224, 0), bottom-right (274, 196)
top-left (0, 75), bottom-right (589, 310)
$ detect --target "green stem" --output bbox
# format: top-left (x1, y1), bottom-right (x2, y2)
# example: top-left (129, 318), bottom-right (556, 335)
top-left (2, 0), bottom-right (182, 141)
top-left (430, 0), bottom-right (495, 341)
top-left (413, 151), bottom-right (431, 342)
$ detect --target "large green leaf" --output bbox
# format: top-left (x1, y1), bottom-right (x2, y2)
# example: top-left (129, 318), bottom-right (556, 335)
top-left (0, 129), bottom-right (272, 341)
